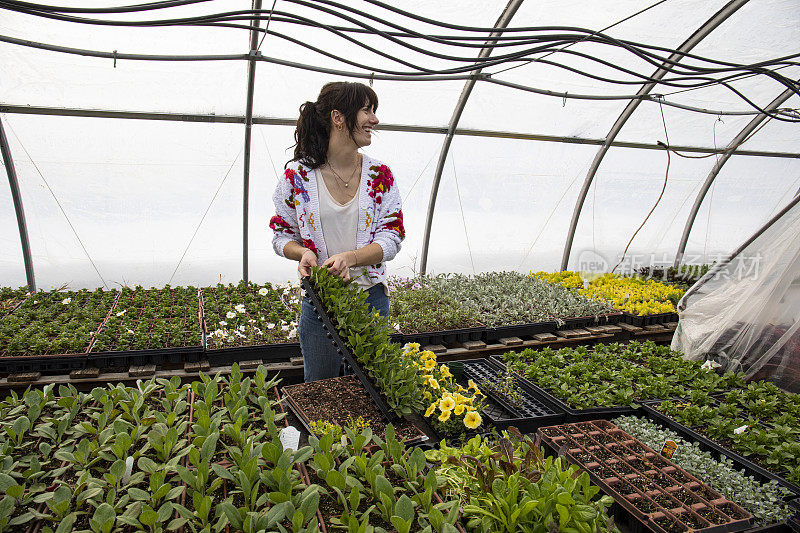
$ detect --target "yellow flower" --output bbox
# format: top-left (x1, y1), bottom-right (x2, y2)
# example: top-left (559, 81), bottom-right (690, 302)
top-left (424, 358), bottom-right (436, 370)
top-left (428, 377), bottom-right (440, 390)
top-left (424, 403), bottom-right (437, 417)
top-left (467, 379), bottom-right (478, 391)
top-left (439, 396), bottom-right (456, 412)
top-left (420, 350), bottom-right (436, 361)
top-left (438, 409), bottom-right (451, 422)
top-left (454, 404), bottom-right (465, 416)
top-left (423, 390), bottom-right (432, 400)
top-left (463, 410), bottom-right (482, 429)
top-left (439, 365), bottom-right (452, 378)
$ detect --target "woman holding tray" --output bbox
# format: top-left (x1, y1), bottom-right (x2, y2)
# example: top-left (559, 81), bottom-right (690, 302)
top-left (269, 81), bottom-right (405, 382)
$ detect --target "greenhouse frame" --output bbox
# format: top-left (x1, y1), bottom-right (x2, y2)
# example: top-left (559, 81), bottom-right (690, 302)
top-left (1, 1), bottom-right (799, 532)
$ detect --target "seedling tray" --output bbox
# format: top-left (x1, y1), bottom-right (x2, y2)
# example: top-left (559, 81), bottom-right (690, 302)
top-left (482, 320), bottom-right (559, 343)
top-left (624, 311), bottom-right (679, 327)
top-left (556, 312), bottom-right (625, 330)
top-left (281, 376), bottom-right (428, 446)
top-left (641, 404), bottom-right (800, 498)
top-left (0, 352), bottom-right (88, 374)
top-left (489, 355), bottom-right (637, 420)
top-left (399, 324), bottom-right (485, 347)
top-left (538, 420), bottom-right (754, 533)
top-left (460, 357), bottom-right (564, 432)
top-left (88, 345), bottom-right (202, 369)
top-left (300, 276), bottom-right (396, 422)
top-left (206, 342), bottom-right (299, 365)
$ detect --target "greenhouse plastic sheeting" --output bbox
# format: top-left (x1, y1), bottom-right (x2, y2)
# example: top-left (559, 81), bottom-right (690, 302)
top-left (673, 197), bottom-right (800, 393)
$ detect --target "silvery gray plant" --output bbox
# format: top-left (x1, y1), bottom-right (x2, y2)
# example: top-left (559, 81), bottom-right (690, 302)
top-left (421, 272), bottom-right (613, 327)
top-left (613, 415), bottom-right (792, 525)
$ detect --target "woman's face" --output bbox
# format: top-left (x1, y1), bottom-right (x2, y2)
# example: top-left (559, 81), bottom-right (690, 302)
top-left (353, 103), bottom-right (379, 147)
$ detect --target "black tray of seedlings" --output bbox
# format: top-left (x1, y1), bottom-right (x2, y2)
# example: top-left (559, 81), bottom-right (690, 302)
top-left (556, 312), bottom-right (625, 331)
top-left (489, 355), bottom-right (637, 420)
top-left (482, 320), bottom-right (560, 344)
top-left (398, 325), bottom-right (485, 347)
top-left (200, 285), bottom-right (300, 365)
top-left (460, 357), bottom-right (564, 433)
top-left (0, 289), bottom-right (117, 375)
top-left (623, 311), bottom-right (679, 327)
top-left (537, 420), bottom-right (755, 533)
top-left (88, 286), bottom-right (203, 369)
top-left (641, 403), bottom-right (800, 499)
top-left (300, 277), bottom-right (397, 423)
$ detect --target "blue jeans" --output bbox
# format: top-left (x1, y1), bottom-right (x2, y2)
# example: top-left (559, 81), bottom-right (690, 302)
top-left (300, 284), bottom-right (389, 382)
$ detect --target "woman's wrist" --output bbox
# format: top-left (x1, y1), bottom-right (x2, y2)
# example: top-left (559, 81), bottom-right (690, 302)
top-left (351, 249), bottom-right (359, 267)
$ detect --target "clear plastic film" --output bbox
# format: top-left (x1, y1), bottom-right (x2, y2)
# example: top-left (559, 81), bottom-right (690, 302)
top-left (672, 196), bottom-right (800, 392)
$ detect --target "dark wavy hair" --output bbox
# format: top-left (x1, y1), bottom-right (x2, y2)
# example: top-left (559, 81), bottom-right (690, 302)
top-left (288, 81), bottom-right (378, 169)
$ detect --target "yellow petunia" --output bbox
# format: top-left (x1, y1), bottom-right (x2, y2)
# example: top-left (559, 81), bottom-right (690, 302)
top-left (467, 379), bottom-right (478, 391)
top-left (439, 365), bottom-right (452, 378)
top-left (428, 377), bottom-right (440, 390)
top-left (439, 396), bottom-right (456, 412)
top-left (463, 410), bottom-right (482, 429)
top-left (423, 390), bottom-right (432, 400)
top-left (424, 403), bottom-right (437, 417)
top-left (421, 350), bottom-right (436, 361)
top-left (438, 409), bottom-right (451, 422)
top-left (424, 358), bottom-right (436, 370)
top-left (454, 404), bottom-right (465, 416)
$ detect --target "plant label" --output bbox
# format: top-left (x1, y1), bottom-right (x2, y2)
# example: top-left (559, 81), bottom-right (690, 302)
top-left (661, 440), bottom-right (677, 459)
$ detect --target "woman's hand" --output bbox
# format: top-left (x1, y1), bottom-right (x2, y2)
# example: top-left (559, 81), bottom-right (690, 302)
top-left (322, 252), bottom-right (354, 280)
top-left (298, 249), bottom-right (318, 277)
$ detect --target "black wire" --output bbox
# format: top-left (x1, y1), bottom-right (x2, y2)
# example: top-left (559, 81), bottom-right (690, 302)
top-left (2, 0), bottom-right (798, 120)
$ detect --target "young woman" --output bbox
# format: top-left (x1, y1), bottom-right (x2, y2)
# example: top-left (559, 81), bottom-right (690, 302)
top-left (269, 81), bottom-right (405, 382)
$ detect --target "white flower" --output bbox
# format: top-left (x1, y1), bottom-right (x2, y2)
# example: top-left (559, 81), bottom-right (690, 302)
top-left (226, 311), bottom-right (236, 319)
top-left (239, 325), bottom-right (246, 332)
top-left (62, 297), bottom-right (72, 305)
top-left (219, 320), bottom-right (227, 326)
top-left (249, 319), bottom-right (256, 324)
top-left (393, 323), bottom-right (401, 331)
top-left (235, 304), bottom-right (246, 313)
top-left (126, 329), bottom-right (134, 335)
top-left (288, 328), bottom-right (297, 339)
top-left (290, 320), bottom-right (298, 327)
top-left (235, 330), bottom-right (246, 338)
top-left (254, 327), bottom-right (262, 335)
top-left (700, 360), bottom-right (721, 372)
top-left (734, 425), bottom-right (748, 435)
top-left (281, 324), bottom-right (290, 332)
top-left (116, 310), bottom-right (127, 317)
top-left (267, 323), bottom-right (276, 329)
top-left (258, 288), bottom-right (268, 296)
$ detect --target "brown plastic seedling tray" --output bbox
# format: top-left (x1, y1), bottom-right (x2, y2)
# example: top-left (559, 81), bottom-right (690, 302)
top-left (537, 420), bottom-right (754, 533)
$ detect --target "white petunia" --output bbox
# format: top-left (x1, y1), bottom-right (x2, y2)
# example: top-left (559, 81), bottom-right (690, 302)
top-left (126, 329), bottom-right (134, 335)
top-left (239, 325), bottom-right (246, 332)
top-left (254, 327), bottom-right (262, 335)
top-left (116, 310), bottom-right (127, 317)
top-left (288, 328), bottom-right (297, 339)
top-left (62, 297), bottom-right (72, 305)
top-left (734, 425), bottom-right (749, 435)
top-left (235, 331), bottom-right (246, 338)
top-left (226, 311), bottom-right (236, 319)
top-left (700, 360), bottom-right (721, 372)
top-left (393, 323), bottom-right (401, 331)
top-left (219, 320), bottom-right (227, 326)
top-left (235, 304), bottom-right (246, 313)
top-left (267, 323), bottom-right (276, 329)
top-left (258, 288), bottom-right (268, 296)
top-left (282, 324), bottom-right (290, 332)
top-left (249, 319), bottom-right (256, 323)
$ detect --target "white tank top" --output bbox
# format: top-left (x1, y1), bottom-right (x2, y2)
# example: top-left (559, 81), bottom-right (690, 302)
top-left (316, 170), bottom-right (377, 292)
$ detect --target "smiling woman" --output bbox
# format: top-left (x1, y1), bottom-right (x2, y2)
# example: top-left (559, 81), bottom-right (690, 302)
top-left (269, 81), bottom-right (405, 382)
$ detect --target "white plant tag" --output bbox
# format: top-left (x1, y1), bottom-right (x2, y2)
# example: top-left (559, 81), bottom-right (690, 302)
top-left (583, 279), bottom-right (590, 289)
top-left (734, 425), bottom-right (748, 435)
top-left (280, 426), bottom-right (301, 451)
top-left (121, 456), bottom-right (134, 485)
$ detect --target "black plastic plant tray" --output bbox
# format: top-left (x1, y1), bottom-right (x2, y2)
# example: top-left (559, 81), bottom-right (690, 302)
top-left (641, 404), bottom-right (800, 498)
top-left (537, 420), bottom-right (755, 533)
top-left (281, 379), bottom-right (428, 447)
top-left (300, 276), bottom-right (397, 422)
top-left (0, 352), bottom-right (88, 375)
top-left (489, 354), bottom-right (636, 420)
top-left (88, 345), bottom-right (203, 369)
top-left (399, 325), bottom-right (485, 347)
top-left (556, 312), bottom-right (625, 330)
top-left (482, 320), bottom-right (559, 343)
top-left (461, 357), bottom-right (565, 432)
top-left (206, 342), bottom-right (300, 365)
top-left (623, 312), bottom-right (679, 327)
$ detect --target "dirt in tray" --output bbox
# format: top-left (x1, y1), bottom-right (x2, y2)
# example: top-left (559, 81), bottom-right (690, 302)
top-left (653, 516), bottom-right (687, 533)
top-left (284, 375), bottom-right (425, 443)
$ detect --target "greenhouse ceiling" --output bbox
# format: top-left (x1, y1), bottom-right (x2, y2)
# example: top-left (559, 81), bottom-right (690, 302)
top-left (1, 0), bottom-right (799, 291)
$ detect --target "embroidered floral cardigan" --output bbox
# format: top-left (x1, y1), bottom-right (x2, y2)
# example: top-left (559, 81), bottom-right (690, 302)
top-left (270, 155), bottom-right (405, 284)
